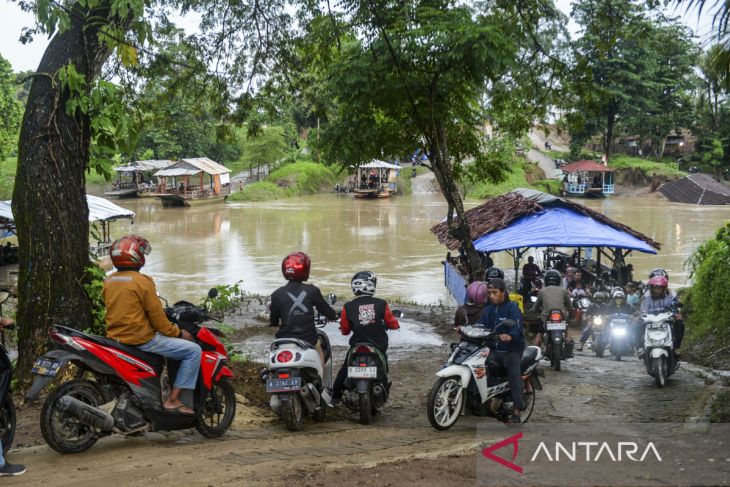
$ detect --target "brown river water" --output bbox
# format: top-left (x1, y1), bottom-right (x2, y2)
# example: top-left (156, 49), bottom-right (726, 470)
top-left (108, 193), bottom-right (729, 304)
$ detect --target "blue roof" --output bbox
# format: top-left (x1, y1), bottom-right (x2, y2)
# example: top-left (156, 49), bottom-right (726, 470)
top-left (472, 207), bottom-right (657, 254)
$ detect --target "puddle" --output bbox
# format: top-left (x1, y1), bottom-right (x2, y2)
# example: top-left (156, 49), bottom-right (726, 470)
top-left (232, 317), bottom-right (444, 363)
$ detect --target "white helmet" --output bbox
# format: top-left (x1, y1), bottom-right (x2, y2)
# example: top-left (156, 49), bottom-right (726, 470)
top-left (351, 270), bottom-right (377, 296)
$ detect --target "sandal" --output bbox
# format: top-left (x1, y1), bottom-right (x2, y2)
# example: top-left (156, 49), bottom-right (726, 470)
top-left (164, 404), bottom-right (195, 416)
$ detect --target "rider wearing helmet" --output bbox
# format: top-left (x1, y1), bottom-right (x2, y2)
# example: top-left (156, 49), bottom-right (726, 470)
top-left (577, 291), bottom-right (609, 351)
top-left (454, 281), bottom-right (489, 328)
top-left (604, 290), bottom-right (632, 315)
top-left (639, 272), bottom-right (684, 354)
top-left (485, 267), bottom-right (505, 284)
top-left (530, 269), bottom-right (572, 347)
top-left (332, 271), bottom-right (400, 404)
top-left (103, 235), bottom-right (201, 415)
top-left (270, 252), bottom-right (339, 368)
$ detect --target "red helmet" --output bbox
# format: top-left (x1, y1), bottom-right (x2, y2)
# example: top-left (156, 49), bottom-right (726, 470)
top-left (648, 275), bottom-right (668, 299)
top-left (466, 281), bottom-right (488, 305)
top-left (648, 275), bottom-right (668, 288)
top-left (282, 252), bottom-right (310, 281)
top-left (110, 235), bottom-right (151, 269)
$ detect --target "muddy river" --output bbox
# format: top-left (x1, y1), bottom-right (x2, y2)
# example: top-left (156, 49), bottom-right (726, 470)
top-left (108, 193), bottom-right (730, 304)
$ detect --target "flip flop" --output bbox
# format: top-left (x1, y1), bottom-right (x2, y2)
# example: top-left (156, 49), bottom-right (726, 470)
top-left (164, 404), bottom-right (195, 416)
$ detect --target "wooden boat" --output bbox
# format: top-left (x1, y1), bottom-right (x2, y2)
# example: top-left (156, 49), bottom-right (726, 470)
top-left (154, 158), bottom-right (232, 207)
top-left (106, 160), bottom-right (174, 198)
top-left (352, 160), bottom-right (400, 199)
top-left (562, 160), bottom-right (616, 198)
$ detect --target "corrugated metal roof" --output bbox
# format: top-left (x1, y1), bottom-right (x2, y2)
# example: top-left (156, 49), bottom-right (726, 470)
top-left (180, 157), bottom-right (231, 175)
top-left (0, 195), bottom-right (134, 227)
top-left (359, 160), bottom-right (401, 169)
top-left (659, 174), bottom-right (730, 205)
top-left (562, 160), bottom-right (616, 173)
top-left (114, 160), bottom-right (175, 173)
top-left (155, 168), bottom-right (201, 177)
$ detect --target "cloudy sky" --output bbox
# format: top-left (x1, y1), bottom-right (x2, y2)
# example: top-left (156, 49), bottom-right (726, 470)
top-left (0, 0), bottom-right (717, 72)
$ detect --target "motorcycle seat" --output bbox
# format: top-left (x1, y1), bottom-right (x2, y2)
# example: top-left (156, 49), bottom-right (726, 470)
top-left (271, 338), bottom-right (313, 350)
top-left (520, 346), bottom-right (540, 372)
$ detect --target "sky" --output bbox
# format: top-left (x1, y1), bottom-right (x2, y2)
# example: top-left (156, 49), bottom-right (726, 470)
top-left (0, 0), bottom-right (718, 72)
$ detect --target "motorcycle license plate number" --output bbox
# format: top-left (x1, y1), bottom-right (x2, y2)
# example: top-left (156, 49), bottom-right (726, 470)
top-left (266, 377), bottom-right (302, 393)
top-left (546, 322), bottom-right (567, 331)
top-left (348, 366), bottom-right (377, 379)
top-left (31, 358), bottom-right (62, 377)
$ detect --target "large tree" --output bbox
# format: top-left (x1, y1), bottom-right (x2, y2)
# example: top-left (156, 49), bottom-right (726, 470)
top-left (289, 0), bottom-right (567, 280)
top-left (11, 0), bottom-right (287, 381)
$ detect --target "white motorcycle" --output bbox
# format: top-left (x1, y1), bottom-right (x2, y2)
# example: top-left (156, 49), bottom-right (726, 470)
top-left (642, 311), bottom-right (679, 388)
top-left (427, 323), bottom-right (543, 430)
top-left (264, 297), bottom-right (336, 431)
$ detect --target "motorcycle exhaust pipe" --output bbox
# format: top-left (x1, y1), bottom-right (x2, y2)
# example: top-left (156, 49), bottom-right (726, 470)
top-left (57, 395), bottom-right (114, 432)
top-left (299, 384), bottom-right (321, 413)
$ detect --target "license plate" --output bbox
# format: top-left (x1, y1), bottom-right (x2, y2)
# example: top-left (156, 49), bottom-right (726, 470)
top-left (546, 322), bottom-right (567, 331)
top-left (31, 358), bottom-right (62, 377)
top-left (266, 377), bottom-right (301, 393)
top-left (348, 366), bottom-right (377, 378)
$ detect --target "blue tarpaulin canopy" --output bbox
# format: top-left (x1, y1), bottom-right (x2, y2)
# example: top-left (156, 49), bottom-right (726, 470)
top-left (473, 207), bottom-right (657, 254)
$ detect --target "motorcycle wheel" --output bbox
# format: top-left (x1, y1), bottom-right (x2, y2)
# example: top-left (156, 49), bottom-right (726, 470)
top-left (552, 339), bottom-right (561, 372)
top-left (0, 395), bottom-right (16, 455)
top-left (358, 392), bottom-right (372, 425)
top-left (427, 377), bottom-right (463, 431)
top-left (614, 351), bottom-right (622, 361)
top-left (281, 393), bottom-right (304, 431)
top-left (652, 357), bottom-right (666, 388)
top-left (196, 378), bottom-right (236, 438)
top-left (520, 377), bottom-right (537, 423)
top-left (595, 345), bottom-right (604, 358)
top-left (40, 380), bottom-right (107, 454)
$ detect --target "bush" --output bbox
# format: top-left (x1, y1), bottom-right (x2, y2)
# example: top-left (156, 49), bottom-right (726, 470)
top-left (227, 160), bottom-right (338, 202)
top-left (685, 222), bottom-right (730, 344)
top-left (227, 181), bottom-right (285, 202)
top-left (609, 155), bottom-right (686, 178)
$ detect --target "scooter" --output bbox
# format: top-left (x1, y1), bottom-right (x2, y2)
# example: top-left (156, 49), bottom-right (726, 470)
top-left (340, 310), bottom-right (402, 425)
top-left (642, 311), bottom-right (679, 388)
top-left (26, 288), bottom-right (235, 453)
top-left (264, 294), bottom-right (336, 431)
top-left (607, 313), bottom-right (634, 361)
top-left (427, 323), bottom-right (543, 430)
top-left (0, 289), bottom-right (16, 455)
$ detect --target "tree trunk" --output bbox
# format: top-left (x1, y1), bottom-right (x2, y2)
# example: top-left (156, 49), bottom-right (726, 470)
top-left (604, 110), bottom-right (615, 162)
top-left (657, 135), bottom-right (667, 161)
top-left (13, 3), bottom-right (117, 383)
top-left (428, 121), bottom-right (484, 282)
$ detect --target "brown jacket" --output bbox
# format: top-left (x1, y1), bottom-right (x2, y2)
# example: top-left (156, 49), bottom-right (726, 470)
top-left (103, 270), bottom-right (180, 345)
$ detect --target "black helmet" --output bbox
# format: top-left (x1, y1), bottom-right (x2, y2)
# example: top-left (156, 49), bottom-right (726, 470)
top-left (485, 267), bottom-right (504, 282)
top-left (648, 268), bottom-right (669, 281)
top-left (351, 270), bottom-right (377, 296)
top-left (544, 269), bottom-right (561, 287)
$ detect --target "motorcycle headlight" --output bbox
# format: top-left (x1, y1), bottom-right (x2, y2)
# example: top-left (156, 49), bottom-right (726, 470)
top-left (647, 331), bottom-right (669, 345)
top-left (593, 316), bottom-right (603, 325)
top-left (611, 327), bottom-right (626, 336)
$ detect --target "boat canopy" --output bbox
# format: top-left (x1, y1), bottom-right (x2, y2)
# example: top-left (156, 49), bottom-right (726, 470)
top-left (154, 157), bottom-right (231, 184)
top-left (473, 207), bottom-right (656, 254)
top-left (561, 160), bottom-right (616, 173)
top-left (358, 160), bottom-right (401, 170)
top-left (0, 195), bottom-right (135, 234)
top-left (114, 160), bottom-right (174, 173)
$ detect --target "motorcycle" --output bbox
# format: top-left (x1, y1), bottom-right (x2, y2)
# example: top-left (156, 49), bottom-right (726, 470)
top-left (340, 310), bottom-right (402, 425)
top-left (607, 313), bottom-right (634, 361)
top-left (427, 323), bottom-right (543, 430)
top-left (26, 288), bottom-right (236, 453)
top-left (589, 314), bottom-right (608, 358)
top-left (642, 311), bottom-right (679, 388)
top-left (264, 294), bottom-right (336, 431)
top-left (0, 289), bottom-right (16, 455)
top-left (544, 309), bottom-right (571, 371)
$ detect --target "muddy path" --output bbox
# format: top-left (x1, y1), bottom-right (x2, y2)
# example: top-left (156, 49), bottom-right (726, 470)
top-left (3, 303), bottom-right (718, 486)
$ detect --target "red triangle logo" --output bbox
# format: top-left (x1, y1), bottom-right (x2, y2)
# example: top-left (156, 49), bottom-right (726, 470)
top-left (482, 432), bottom-right (524, 474)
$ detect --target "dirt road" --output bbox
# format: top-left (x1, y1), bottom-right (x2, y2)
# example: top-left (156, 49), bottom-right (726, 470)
top-left (3, 317), bottom-right (718, 486)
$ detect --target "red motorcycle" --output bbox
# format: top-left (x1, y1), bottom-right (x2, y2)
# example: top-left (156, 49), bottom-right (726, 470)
top-left (26, 289), bottom-right (235, 453)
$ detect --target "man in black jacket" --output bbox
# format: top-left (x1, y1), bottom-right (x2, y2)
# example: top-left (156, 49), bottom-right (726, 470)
top-left (332, 271), bottom-right (400, 404)
top-left (270, 252), bottom-right (338, 368)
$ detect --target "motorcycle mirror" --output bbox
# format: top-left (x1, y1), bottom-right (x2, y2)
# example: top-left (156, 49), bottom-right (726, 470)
top-left (208, 287), bottom-right (219, 299)
top-left (327, 293), bottom-right (337, 305)
top-left (392, 309), bottom-right (404, 318)
top-left (266, 299), bottom-right (272, 311)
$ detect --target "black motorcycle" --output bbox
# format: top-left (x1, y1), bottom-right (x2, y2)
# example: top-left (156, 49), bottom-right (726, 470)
top-left (0, 289), bottom-right (15, 455)
top-left (544, 309), bottom-right (570, 371)
top-left (340, 310), bottom-right (402, 425)
top-left (608, 313), bottom-right (634, 361)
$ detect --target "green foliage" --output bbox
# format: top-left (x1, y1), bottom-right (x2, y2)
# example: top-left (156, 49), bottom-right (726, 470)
top-left (0, 55), bottom-right (22, 160)
top-left (240, 125), bottom-right (293, 171)
top-left (685, 223), bottom-right (730, 345)
top-left (206, 281), bottom-right (245, 313)
top-left (82, 264), bottom-right (107, 336)
top-left (228, 181), bottom-right (286, 202)
top-left (609, 155), bottom-right (686, 178)
top-left (0, 158), bottom-right (17, 199)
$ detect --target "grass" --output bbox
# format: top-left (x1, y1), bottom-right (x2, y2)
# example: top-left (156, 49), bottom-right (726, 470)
top-left (609, 155), bottom-right (686, 178)
top-left (466, 161), bottom-right (559, 199)
top-left (227, 160), bottom-right (339, 202)
top-left (542, 149), bottom-right (570, 160)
